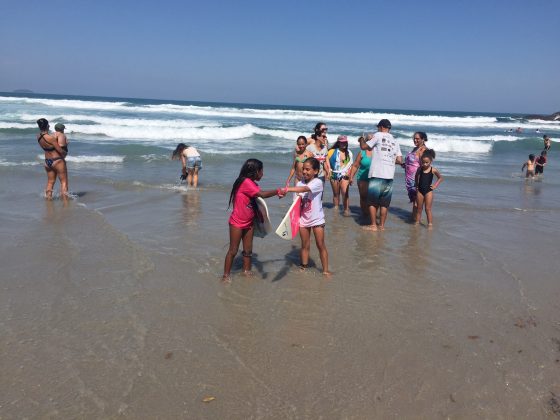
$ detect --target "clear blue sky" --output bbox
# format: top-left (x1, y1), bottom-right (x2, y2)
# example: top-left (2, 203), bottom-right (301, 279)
top-left (1, 0), bottom-right (559, 113)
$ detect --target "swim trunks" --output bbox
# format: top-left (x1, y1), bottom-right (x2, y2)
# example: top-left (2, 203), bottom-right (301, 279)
top-left (367, 178), bottom-right (394, 207)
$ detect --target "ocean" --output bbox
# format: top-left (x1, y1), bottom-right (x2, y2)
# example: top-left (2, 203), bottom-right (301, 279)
top-left (1, 93), bottom-right (560, 418)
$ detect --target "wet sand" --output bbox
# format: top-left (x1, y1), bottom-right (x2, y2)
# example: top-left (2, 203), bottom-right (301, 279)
top-left (1, 168), bottom-right (560, 418)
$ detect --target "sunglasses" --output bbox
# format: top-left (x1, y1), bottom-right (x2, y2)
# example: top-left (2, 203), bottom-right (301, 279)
top-left (321, 128), bottom-right (328, 132)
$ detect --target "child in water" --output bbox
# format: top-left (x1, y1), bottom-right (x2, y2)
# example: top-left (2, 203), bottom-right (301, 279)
top-left (521, 154), bottom-right (536, 178)
top-left (280, 158), bottom-right (330, 275)
top-left (286, 135), bottom-right (312, 186)
top-left (535, 151), bottom-right (547, 176)
top-left (223, 159), bottom-right (280, 282)
top-left (415, 149), bottom-right (443, 227)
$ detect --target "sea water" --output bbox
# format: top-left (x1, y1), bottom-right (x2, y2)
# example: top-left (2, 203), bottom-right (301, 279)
top-left (2, 93), bottom-right (560, 418)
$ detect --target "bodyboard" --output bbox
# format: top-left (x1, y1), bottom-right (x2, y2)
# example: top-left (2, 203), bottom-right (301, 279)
top-left (254, 197), bottom-right (273, 238)
top-left (275, 196), bottom-right (302, 240)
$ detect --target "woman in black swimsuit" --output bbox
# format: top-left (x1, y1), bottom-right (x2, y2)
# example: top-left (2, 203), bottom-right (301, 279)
top-left (37, 118), bottom-right (68, 199)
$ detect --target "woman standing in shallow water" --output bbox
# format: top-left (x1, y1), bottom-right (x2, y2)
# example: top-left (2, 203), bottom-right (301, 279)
top-left (172, 143), bottom-right (202, 187)
top-left (402, 131), bottom-right (428, 220)
top-left (37, 118), bottom-right (68, 199)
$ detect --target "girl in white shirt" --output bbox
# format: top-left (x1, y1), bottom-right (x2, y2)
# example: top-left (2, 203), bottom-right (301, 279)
top-left (172, 143), bottom-right (202, 187)
top-left (281, 158), bottom-right (330, 275)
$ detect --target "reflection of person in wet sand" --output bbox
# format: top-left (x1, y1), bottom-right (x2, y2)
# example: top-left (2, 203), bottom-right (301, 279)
top-left (181, 191), bottom-right (201, 226)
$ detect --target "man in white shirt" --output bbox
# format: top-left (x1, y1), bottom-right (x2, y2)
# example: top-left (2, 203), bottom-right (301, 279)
top-left (359, 119), bottom-right (402, 230)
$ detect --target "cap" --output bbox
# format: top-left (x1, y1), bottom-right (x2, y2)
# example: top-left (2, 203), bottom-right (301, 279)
top-left (337, 135), bottom-right (348, 142)
top-left (54, 123), bottom-right (65, 131)
top-left (377, 119), bottom-right (392, 129)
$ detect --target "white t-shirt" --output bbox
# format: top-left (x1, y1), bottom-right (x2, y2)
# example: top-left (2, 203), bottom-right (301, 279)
top-left (306, 144), bottom-right (328, 178)
top-left (297, 177), bottom-right (325, 227)
top-left (366, 132), bottom-right (402, 179)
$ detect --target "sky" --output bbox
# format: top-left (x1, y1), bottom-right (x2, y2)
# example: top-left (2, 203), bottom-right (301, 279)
top-left (1, 0), bottom-right (559, 113)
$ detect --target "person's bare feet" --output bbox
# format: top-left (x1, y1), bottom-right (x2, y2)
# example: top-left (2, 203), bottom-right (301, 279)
top-left (221, 274), bottom-right (232, 284)
top-left (362, 224), bottom-right (378, 231)
top-left (322, 271), bottom-right (332, 277)
top-left (343, 209), bottom-right (351, 216)
top-left (242, 270), bottom-right (254, 277)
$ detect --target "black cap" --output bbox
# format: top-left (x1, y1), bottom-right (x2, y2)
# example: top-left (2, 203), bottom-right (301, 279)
top-left (377, 119), bottom-right (392, 129)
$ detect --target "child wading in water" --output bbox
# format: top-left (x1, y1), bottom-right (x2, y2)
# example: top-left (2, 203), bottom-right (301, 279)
top-left (223, 159), bottom-right (279, 282)
top-left (521, 154), bottom-right (536, 178)
top-left (280, 158), bottom-right (330, 275)
top-left (286, 136), bottom-right (312, 186)
top-left (415, 149), bottom-right (443, 227)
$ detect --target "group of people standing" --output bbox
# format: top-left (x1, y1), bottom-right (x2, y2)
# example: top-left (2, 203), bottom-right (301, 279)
top-left (287, 119), bottom-right (443, 229)
top-left (522, 135), bottom-right (551, 178)
top-left (223, 119), bottom-right (444, 281)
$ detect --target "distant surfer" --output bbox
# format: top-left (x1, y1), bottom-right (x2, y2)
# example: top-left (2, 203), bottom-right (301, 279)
top-left (543, 135), bottom-right (551, 151)
top-left (516, 127), bottom-right (523, 133)
top-left (172, 143), bottom-right (202, 187)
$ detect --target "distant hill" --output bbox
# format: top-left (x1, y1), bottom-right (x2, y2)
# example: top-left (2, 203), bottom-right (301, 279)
top-left (524, 111), bottom-right (560, 121)
top-left (12, 89), bottom-right (34, 94)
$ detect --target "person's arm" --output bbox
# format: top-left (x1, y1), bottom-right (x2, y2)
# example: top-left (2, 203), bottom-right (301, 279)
top-left (284, 185), bottom-right (311, 194)
top-left (521, 161), bottom-right (527, 171)
top-left (395, 155), bottom-right (403, 166)
top-left (348, 151), bottom-right (362, 184)
top-left (431, 168), bottom-right (443, 190)
top-left (258, 189), bottom-right (282, 199)
top-left (415, 168), bottom-right (421, 189)
top-left (180, 154), bottom-right (187, 178)
top-left (45, 133), bottom-right (65, 156)
top-left (286, 158), bottom-right (297, 186)
top-left (323, 156), bottom-right (331, 179)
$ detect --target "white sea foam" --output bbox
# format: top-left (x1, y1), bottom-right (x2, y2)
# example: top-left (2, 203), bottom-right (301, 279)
top-left (0, 159), bottom-right (39, 166)
top-left (33, 154), bottom-right (125, 163)
top-left (66, 155), bottom-right (125, 163)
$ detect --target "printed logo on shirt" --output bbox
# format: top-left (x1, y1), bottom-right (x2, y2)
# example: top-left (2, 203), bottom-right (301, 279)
top-left (301, 197), bottom-right (312, 213)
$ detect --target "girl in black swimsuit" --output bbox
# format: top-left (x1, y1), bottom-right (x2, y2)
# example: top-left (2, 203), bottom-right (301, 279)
top-left (37, 118), bottom-right (68, 199)
top-left (414, 149), bottom-right (443, 227)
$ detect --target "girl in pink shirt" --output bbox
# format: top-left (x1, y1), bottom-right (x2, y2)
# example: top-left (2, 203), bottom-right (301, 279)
top-left (223, 159), bottom-right (279, 282)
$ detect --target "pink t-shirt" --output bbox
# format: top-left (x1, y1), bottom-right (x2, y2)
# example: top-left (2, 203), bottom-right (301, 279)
top-left (297, 177), bottom-right (325, 227)
top-left (229, 178), bottom-right (260, 229)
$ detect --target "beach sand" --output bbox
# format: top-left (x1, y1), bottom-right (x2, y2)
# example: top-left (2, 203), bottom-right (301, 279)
top-left (1, 166), bottom-right (560, 418)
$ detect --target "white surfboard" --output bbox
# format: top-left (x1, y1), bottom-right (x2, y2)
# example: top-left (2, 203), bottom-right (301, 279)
top-left (254, 197), bottom-right (273, 238)
top-left (275, 196), bottom-right (302, 240)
